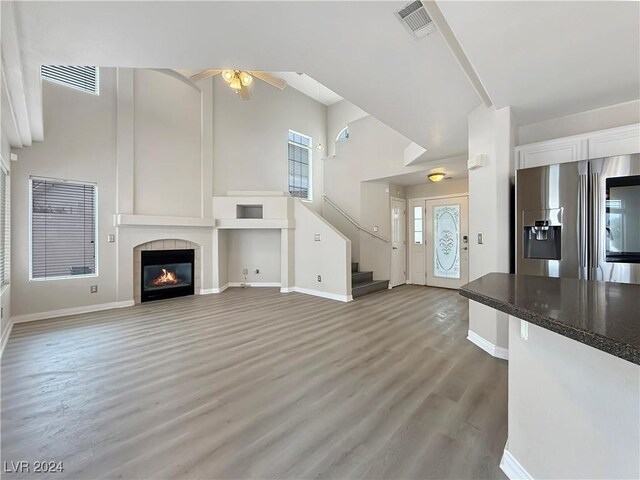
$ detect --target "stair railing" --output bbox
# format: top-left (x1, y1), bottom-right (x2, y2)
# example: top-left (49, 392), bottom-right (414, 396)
top-left (322, 195), bottom-right (389, 243)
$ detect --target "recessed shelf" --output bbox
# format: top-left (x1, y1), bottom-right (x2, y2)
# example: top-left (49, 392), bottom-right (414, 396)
top-left (236, 204), bottom-right (263, 219)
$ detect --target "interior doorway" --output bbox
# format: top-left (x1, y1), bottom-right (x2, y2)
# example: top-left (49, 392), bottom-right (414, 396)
top-left (390, 197), bottom-right (406, 287)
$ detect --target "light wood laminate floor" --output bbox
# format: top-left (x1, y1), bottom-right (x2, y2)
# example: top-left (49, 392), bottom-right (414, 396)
top-left (1, 286), bottom-right (507, 479)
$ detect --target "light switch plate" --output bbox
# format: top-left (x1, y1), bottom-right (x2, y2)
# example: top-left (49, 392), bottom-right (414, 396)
top-left (314, 234), bottom-right (321, 241)
top-left (477, 232), bottom-right (483, 244)
top-left (373, 226), bottom-right (379, 232)
top-left (107, 234), bottom-right (115, 243)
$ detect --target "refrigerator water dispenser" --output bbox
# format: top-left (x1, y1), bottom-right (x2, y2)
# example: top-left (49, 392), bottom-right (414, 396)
top-left (523, 209), bottom-right (562, 260)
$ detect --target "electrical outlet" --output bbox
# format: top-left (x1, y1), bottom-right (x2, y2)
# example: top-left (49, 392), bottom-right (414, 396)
top-left (317, 275), bottom-right (322, 282)
top-left (107, 234), bottom-right (115, 243)
top-left (477, 232), bottom-right (484, 245)
top-left (314, 234), bottom-right (321, 241)
top-left (242, 268), bottom-right (248, 275)
top-left (90, 285), bottom-right (98, 293)
top-left (255, 269), bottom-right (260, 274)
top-left (373, 226), bottom-right (379, 232)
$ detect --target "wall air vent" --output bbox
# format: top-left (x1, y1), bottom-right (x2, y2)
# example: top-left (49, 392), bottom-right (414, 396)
top-left (396, 1), bottom-right (436, 39)
top-left (41, 66), bottom-right (99, 95)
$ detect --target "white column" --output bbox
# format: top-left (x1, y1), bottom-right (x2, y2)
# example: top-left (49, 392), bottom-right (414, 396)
top-left (467, 105), bottom-right (515, 355)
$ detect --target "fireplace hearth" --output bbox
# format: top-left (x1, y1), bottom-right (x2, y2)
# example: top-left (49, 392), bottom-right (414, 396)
top-left (141, 249), bottom-right (195, 302)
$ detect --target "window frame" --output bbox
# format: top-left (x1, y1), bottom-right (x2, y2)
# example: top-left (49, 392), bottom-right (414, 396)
top-left (336, 126), bottom-right (349, 142)
top-left (287, 129), bottom-right (313, 202)
top-left (0, 159), bottom-right (9, 287)
top-left (29, 176), bottom-right (99, 282)
top-left (413, 205), bottom-right (424, 245)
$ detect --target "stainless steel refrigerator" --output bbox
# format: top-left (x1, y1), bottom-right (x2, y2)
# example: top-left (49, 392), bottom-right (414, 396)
top-left (516, 154), bottom-right (640, 284)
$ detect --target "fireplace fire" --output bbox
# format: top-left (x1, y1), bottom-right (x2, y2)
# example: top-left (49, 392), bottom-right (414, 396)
top-left (141, 249), bottom-right (195, 302)
top-left (152, 268), bottom-right (179, 287)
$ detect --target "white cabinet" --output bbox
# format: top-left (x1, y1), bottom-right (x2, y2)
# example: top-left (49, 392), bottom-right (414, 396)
top-left (517, 137), bottom-right (588, 169)
top-left (588, 124), bottom-right (640, 159)
top-left (516, 123), bottom-right (640, 170)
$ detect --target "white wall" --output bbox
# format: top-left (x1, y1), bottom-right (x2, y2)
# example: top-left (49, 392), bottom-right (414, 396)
top-left (133, 69), bottom-right (202, 217)
top-left (406, 177), bottom-right (468, 199)
top-left (323, 115), bottom-right (422, 267)
top-left (467, 105), bottom-right (515, 351)
top-left (11, 70), bottom-right (120, 317)
top-left (327, 99), bottom-right (368, 157)
top-left (212, 79), bottom-right (327, 213)
top-left (11, 68), bottom-right (210, 317)
top-left (227, 229), bottom-right (281, 284)
top-left (293, 200), bottom-right (350, 300)
top-left (507, 316), bottom-right (640, 479)
top-left (518, 99), bottom-right (640, 145)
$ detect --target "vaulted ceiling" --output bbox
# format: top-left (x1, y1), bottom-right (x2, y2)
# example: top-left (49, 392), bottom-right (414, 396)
top-left (438, 0), bottom-right (640, 125)
top-left (7, 1), bottom-right (640, 161)
top-left (12, 1), bottom-right (481, 161)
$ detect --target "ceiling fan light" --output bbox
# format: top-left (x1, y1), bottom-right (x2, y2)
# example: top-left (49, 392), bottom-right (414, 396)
top-left (229, 76), bottom-right (242, 90)
top-left (222, 70), bottom-right (234, 82)
top-left (428, 172), bottom-right (446, 183)
top-left (240, 72), bottom-right (253, 86)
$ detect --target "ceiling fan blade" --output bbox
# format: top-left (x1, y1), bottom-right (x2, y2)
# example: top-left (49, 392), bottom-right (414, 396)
top-left (238, 85), bottom-right (251, 100)
top-left (190, 69), bottom-right (222, 82)
top-left (250, 71), bottom-right (286, 90)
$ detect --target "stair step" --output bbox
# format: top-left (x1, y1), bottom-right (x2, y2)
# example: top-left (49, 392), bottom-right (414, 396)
top-left (352, 271), bottom-right (373, 285)
top-left (352, 280), bottom-right (390, 298)
top-left (351, 262), bottom-right (359, 273)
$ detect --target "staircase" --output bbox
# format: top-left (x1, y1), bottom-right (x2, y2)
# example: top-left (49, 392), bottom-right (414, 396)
top-left (351, 263), bottom-right (389, 298)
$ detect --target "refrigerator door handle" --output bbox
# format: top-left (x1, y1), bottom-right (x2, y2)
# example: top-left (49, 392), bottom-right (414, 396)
top-left (590, 172), bottom-right (600, 270)
top-left (578, 174), bottom-right (588, 270)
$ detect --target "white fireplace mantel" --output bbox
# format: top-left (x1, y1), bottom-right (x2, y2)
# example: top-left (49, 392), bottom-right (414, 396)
top-left (114, 214), bottom-right (215, 228)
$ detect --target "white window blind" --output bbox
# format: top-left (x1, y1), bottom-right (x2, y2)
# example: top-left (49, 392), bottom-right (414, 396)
top-left (30, 178), bottom-right (97, 280)
top-left (288, 130), bottom-right (312, 200)
top-left (0, 166), bottom-right (8, 285)
top-left (41, 66), bottom-right (99, 95)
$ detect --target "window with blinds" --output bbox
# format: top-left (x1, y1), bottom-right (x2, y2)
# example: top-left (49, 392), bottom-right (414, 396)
top-left (30, 178), bottom-right (97, 280)
top-left (288, 130), bottom-right (312, 200)
top-left (41, 66), bottom-right (99, 95)
top-left (0, 166), bottom-right (8, 286)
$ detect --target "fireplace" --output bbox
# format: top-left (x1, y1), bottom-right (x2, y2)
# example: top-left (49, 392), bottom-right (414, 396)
top-left (141, 249), bottom-right (195, 302)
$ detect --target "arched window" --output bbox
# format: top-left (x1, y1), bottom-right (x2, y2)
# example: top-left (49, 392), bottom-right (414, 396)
top-left (336, 126), bottom-right (349, 142)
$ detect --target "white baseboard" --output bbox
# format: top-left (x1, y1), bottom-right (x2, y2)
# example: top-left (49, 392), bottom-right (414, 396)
top-left (288, 286), bottom-right (352, 302)
top-left (200, 284), bottom-right (229, 294)
top-left (12, 300), bottom-right (136, 324)
top-left (0, 318), bottom-right (14, 358)
top-left (228, 282), bottom-right (281, 288)
top-left (279, 287), bottom-right (294, 293)
top-left (467, 329), bottom-right (509, 360)
top-left (500, 448), bottom-right (533, 480)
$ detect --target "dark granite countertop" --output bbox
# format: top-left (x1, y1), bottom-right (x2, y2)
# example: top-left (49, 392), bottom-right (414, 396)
top-left (459, 273), bottom-right (640, 365)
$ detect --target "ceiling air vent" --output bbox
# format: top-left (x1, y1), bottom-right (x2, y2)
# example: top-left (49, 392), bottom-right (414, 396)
top-left (396, 1), bottom-right (436, 39)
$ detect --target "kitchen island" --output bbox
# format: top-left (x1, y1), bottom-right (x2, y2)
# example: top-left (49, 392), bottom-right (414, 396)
top-left (460, 273), bottom-right (640, 480)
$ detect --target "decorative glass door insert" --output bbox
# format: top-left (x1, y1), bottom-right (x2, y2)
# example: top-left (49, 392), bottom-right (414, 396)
top-left (433, 204), bottom-right (460, 278)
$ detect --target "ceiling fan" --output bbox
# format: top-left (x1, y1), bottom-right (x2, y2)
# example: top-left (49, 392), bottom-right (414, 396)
top-left (190, 69), bottom-right (287, 100)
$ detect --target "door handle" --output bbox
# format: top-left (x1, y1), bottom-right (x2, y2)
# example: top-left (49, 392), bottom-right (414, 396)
top-left (578, 174), bottom-right (588, 269)
top-left (590, 172), bottom-right (600, 269)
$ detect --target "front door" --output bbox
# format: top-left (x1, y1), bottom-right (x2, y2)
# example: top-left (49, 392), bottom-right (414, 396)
top-left (425, 196), bottom-right (469, 289)
top-left (390, 197), bottom-right (406, 287)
